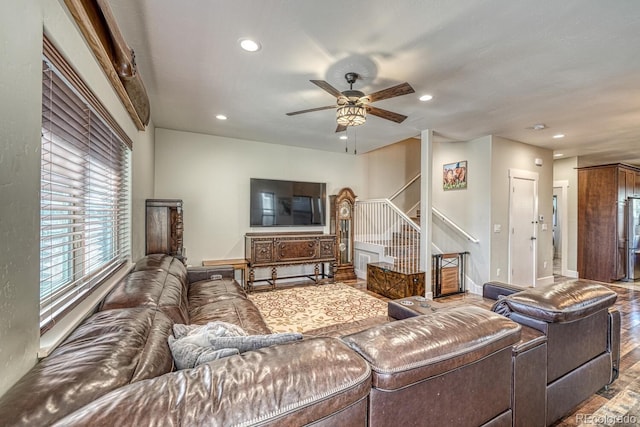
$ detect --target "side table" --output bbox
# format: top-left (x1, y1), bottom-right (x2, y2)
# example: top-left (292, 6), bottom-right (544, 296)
top-left (202, 258), bottom-right (248, 289)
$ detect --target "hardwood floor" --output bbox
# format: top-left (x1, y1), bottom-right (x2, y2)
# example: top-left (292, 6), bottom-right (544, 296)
top-left (552, 282), bottom-right (640, 426)
top-left (347, 278), bottom-right (640, 426)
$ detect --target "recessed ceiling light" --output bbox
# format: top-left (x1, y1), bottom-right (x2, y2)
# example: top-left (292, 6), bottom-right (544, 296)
top-left (215, 114), bottom-right (227, 120)
top-left (419, 94), bottom-right (433, 102)
top-left (531, 123), bottom-right (546, 131)
top-left (239, 38), bottom-right (261, 52)
top-left (552, 133), bottom-right (565, 139)
top-left (554, 153), bottom-right (564, 157)
top-left (339, 135), bottom-right (348, 140)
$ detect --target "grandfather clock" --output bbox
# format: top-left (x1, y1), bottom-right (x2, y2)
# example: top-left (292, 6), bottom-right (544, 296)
top-left (330, 188), bottom-right (357, 282)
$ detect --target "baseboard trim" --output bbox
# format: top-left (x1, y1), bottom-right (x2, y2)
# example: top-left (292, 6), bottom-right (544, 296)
top-left (566, 269), bottom-right (578, 278)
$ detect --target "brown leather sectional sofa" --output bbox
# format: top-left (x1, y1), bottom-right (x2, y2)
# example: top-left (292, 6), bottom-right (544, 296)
top-left (0, 254), bottom-right (616, 426)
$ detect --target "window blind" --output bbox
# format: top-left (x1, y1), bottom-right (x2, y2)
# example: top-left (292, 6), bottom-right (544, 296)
top-left (40, 45), bottom-right (131, 333)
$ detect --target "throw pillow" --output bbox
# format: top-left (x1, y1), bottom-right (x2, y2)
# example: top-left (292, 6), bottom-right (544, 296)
top-left (168, 337), bottom-right (239, 370)
top-left (207, 333), bottom-right (303, 353)
top-left (173, 321), bottom-right (247, 340)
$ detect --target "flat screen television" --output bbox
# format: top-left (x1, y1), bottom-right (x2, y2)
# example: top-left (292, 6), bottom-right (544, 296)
top-left (250, 178), bottom-right (326, 227)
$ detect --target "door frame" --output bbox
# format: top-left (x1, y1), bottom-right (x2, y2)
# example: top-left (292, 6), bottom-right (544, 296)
top-left (553, 180), bottom-right (569, 277)
top-left (508, 168), bottom-right (539, 286)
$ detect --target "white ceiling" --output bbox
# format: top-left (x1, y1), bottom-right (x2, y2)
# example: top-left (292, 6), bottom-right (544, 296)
top-left (107, 0), bottom-right (640, 165)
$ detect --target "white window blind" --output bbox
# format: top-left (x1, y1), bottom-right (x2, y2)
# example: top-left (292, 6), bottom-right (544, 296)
top-left (40, 41), bottom-right (131, 333)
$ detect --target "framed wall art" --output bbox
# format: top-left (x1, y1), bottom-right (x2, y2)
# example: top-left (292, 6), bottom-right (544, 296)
top-left (443, 161), bottom-right (467, 191)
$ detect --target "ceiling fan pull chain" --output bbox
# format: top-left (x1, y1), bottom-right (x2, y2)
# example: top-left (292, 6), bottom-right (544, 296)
top-left (354, 128), bottom-right (357, 155)
top-left (345, 127), bottom-right (349, 153)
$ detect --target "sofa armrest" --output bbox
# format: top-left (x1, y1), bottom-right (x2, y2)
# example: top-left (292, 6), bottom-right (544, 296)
top-left (187, 266), bottom-right (234, 283)
top-left (608, 307), bottom-right (621, 383)
top-left (483, 281), bottom-right (530, 300)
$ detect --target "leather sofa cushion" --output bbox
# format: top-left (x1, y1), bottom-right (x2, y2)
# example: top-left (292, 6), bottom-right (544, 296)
top-left (134, 253), bottom-right (188, 283)
top-left (100, 269), bottom-right (189, 324)
top-left (342, 306), bottom-right (521, 390)
top-left (500, 281), bottom-right (617, 323)
top-left (188, 278), bottom-right (246, 307)
top-left (52, 338), bottom-right (371, 427)
top-left (0, 307), bottom-right (174, 427)
top-left (189, 298), bottom-right (272, 335)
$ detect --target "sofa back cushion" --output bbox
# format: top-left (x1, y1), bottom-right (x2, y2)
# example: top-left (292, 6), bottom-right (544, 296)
top-left (100, 269), bottom-right (189, 324)
top-left (0, 307), bottom-right (174, 427)
top-left (134, 253), bottom-right (188, 283)
top-left (342, 306), bottom-right (521, 390)
top-left (499, 281), bottom-right (617, 323)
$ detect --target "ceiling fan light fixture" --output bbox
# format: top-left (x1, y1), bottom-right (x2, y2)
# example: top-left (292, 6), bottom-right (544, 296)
top-left (336, 104), bottom-right (366, 127)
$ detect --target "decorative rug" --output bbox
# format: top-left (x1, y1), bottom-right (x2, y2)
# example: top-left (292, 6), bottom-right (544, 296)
top-left (248, 283), bottom-right (388, 333)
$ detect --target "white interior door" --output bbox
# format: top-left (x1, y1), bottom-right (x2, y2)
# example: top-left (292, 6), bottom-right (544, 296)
top-left (509, 170), bottom-right (538, 286)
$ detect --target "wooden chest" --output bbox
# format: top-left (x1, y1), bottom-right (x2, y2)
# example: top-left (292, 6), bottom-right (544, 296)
top-left (367, 262), bottom-right (425, 300)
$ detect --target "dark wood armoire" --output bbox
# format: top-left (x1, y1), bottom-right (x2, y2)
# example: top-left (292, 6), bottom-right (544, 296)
top-left (145, 199), bottom-right (185, 262)
top-left (577, 164), bottom-right (640, 282)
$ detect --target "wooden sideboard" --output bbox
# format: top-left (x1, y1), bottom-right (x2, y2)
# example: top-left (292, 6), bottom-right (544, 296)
top-left (245, 232), bottom-right (336, 291)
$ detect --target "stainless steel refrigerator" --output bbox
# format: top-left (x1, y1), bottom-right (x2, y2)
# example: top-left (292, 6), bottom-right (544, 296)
top-left (628, 197), bottom-right (640, 281)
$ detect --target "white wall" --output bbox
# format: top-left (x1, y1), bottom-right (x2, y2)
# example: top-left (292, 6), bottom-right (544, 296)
top-left (553, 156), bottom-right (578, 275)
top-left (491, 136), bottom-right (554, 285)
top-left (0, 0), bottom-right (154, 395)
top-left (430, 135), bottom-right (554, 291)
top-left (432, 136), bottom-right (492, 292)
top-left (154, 128), bottom-right (367, 265)
top-left (132, 123), bottom-right (156, 260)
top-left (364, 138), bottom-right (421, 212)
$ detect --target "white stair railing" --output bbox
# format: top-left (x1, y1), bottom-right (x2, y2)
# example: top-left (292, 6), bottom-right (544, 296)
top-left (355, 199), bottom-right (420, 274)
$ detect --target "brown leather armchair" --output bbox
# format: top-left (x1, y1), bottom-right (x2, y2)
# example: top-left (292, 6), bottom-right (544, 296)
top-left (484, 281), bottom-right (620, 426)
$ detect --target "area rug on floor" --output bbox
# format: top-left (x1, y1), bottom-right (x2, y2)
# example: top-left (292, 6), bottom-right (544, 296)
top-left (248, 283), bottom-right (388, 333)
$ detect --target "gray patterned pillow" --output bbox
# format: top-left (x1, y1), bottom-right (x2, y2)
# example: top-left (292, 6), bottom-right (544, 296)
top-left (207, 333), bottom-right (303, 353)
top-left (168, 321), bottom-right (302, 370)
top-left (168, 337), bottom-right (239, 369)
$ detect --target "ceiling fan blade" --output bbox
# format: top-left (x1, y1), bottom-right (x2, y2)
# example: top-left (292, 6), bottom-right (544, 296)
top-left (367, 82), bottom-right (415, 103)
top-left (286, 105), bottom-right (336, 116)
top-left (310, 80), bottom-right (343, 98)
top-left (366, 105), bottom-right (408, 123)
top-left (335, 124), bottom-right (347, 133)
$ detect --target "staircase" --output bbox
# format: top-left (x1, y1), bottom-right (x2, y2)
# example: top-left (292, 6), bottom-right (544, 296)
top-left (354, 198), bottom-right (421, 274)
top-left (354, 174), bottom-right (478, 295)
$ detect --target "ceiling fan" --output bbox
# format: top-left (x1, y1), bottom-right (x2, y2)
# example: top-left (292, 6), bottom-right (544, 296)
top-left (286, 72), bottom-right (415, 132)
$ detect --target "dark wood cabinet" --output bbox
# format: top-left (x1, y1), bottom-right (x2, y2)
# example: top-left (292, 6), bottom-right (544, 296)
top-left (578, 164), bottom-right (640, 282)
top-left (245, 232), bottom-right (336, 290)
top-left (145, 199), bottom-right (184, 261)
